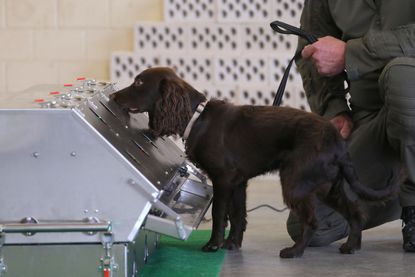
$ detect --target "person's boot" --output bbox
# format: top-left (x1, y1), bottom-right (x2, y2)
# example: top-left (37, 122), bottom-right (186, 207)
top-left (401, 206), bottom-right (415, 252)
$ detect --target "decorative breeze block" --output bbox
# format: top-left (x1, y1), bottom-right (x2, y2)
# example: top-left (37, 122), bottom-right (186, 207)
top-left (238, 84), bottom-right (309, 111)
top-left (215, 55), bottom-right (268, 85)
top-left (189, 24), bottom-right (240, 53)
top-left (217, 0), bottom-right (272, 22)
top-left (242, 24), bottom-right (298, 52)
top-left (111, 52), bottom-right (161, 89)
top-left (165, 0), bottom-right (216, 22)
top-left (197, 83), bottom-right (239, 103)
top-left (134, 23), bottom-right (189, 53)
top-left (159, 55), bottom-right (214, 84)
top-left (111, 0), bottom-right (309, 110)
top-left (272, 0), bottom-right (304, 25)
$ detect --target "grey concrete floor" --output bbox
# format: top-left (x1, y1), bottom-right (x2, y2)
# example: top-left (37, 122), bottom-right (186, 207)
top-left (201, 177), bottom-right (414, 277)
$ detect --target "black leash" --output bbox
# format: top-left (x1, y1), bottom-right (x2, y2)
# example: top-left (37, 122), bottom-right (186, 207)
top-left (270, 20), bottom-right (350, 106)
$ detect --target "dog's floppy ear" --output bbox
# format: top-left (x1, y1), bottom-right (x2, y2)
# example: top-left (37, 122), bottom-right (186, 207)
top-left (151, 76), bottom-right (193, 137)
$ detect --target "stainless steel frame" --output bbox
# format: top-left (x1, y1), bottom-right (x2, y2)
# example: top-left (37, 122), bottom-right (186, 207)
top-left (0, 80), bottom-right (213, 276)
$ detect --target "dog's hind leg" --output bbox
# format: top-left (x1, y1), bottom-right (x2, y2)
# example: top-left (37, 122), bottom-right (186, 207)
top-left (323, 184), bottom-right (364, 254)
top-left (280, 197), bottom-right (317, 258)
top-left (279, 165), bottom-right (320, 258)
top-left (223, 181), bottom-right (248, 250)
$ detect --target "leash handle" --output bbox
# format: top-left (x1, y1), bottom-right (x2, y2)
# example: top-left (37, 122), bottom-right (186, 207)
top-left (270, 20), bottom-right (350, 106)
top-left (270, 20), bottom-right (317, 44)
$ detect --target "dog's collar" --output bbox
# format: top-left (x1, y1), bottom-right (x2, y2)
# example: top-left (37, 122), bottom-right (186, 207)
top-left (183, 100), bottom-right (208, 141)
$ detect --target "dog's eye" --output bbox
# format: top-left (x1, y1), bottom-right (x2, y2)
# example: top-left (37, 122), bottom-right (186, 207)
top-left (134, 79), bottom-right (143, 87)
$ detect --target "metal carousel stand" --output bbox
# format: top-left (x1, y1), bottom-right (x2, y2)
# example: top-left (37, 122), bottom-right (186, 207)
top-left (0, 79), bottom-right (213, 277)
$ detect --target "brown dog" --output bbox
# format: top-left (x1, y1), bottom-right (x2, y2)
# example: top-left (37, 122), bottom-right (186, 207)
top-left (111, 67), bottom-right (398, 258)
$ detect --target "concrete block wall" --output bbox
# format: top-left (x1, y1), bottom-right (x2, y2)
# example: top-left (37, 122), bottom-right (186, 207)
top-left (110, 0), bottom-right (308, 110)
top-left (0, 0), bottom-right (162, 97)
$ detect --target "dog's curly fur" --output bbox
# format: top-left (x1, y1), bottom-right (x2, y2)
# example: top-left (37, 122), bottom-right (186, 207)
top-left (152, 77), bottom-right (193, 136)
top-left (111, 67), bottom-right (399, 258)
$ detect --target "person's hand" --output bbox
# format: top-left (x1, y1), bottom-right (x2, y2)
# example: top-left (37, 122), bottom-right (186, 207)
top-left (330, 113), bottom-right (353, 139)
top-left (302, 36), bottom-right (346, 77)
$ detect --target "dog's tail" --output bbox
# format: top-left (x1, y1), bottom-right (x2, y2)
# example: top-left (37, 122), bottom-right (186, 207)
top-left (339, 152), bottom-right (400, 201)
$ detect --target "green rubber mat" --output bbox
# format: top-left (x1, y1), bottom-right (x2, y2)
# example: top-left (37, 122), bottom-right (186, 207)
top-left (141, 230), bottom-right (226, 277)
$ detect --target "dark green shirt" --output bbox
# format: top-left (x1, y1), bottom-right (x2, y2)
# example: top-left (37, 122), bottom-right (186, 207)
top-left (297, 0), bottom-right (415, 117)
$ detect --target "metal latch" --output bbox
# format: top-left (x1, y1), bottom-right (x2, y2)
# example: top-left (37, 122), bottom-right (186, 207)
top-left (99, 232), bottom-right (118, 277)
top-left (178, 166), bottom-right (188, 177)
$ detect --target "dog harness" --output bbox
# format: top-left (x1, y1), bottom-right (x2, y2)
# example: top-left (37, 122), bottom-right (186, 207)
top-left (269, 20), bottom-right (350, 106)
top-left (183, 100), bottom-right (208, 141)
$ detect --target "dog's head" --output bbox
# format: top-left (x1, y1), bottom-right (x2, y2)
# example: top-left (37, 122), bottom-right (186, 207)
top-left (111, 67), bottom-right (175, 113)
top-left (111, 67), bottom-right (201, 137)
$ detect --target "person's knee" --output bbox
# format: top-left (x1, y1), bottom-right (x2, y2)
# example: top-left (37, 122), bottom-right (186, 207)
top-left (286, 212), bottom-right (349, 247)
top-left (380, 57), bottom-right (415, 100)
top-left (380, 57), bottom-right (415, 141)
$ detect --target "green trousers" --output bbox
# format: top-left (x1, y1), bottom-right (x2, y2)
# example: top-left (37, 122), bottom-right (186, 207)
top-left (287, 57), bottom-right (415, 246)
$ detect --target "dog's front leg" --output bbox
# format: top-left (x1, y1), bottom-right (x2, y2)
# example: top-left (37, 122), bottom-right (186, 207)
top-left (223, 181), bottom-right (248, 250)
top-left (202, 183), bottom-right (232, 252)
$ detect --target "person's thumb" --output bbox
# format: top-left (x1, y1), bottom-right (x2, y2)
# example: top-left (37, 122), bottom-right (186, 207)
top-left (302, 45), bottom-right (315, 59)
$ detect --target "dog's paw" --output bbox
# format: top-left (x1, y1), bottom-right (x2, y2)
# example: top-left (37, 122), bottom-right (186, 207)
top-left (202, 242), bottom-right (221, 252)
top-left (339, 243), bottom-right (356, 254)
top-left (279, 247), bottom-right (303, 258)
top-left (222, 238), bottom-right (241, 250)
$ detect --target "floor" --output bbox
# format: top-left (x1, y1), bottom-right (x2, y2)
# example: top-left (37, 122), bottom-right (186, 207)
top-left (200, 177), bottom-right (414, 277)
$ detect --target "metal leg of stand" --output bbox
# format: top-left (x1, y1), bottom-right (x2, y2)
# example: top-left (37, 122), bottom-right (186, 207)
top-left (0, 232), bottom-right (6, 277)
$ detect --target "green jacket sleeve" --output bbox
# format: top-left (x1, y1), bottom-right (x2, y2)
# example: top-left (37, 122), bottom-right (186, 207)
top-left (346, 24), bottom-right (415, 80)
top-left (295, 0), bottom-right (350, 118)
